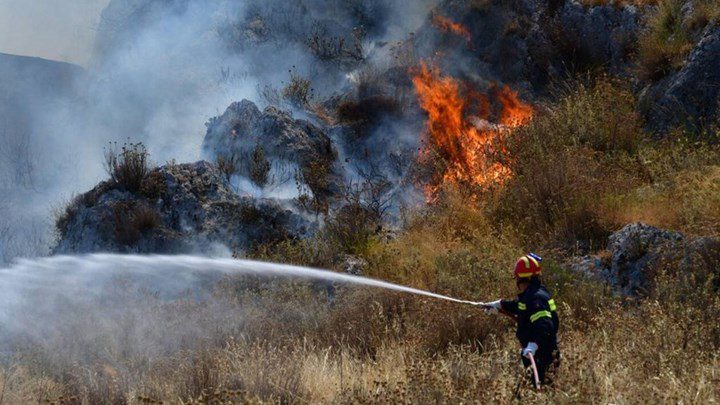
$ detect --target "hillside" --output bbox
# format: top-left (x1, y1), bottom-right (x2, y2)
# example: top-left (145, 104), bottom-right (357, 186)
top-left (0, 53), bottom-right (84, 262)
top-left (0, 0), bottom-right (719, 403)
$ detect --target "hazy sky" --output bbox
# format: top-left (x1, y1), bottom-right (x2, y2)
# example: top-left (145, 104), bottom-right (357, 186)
top-left (0, 0), bottom-right (111, 66)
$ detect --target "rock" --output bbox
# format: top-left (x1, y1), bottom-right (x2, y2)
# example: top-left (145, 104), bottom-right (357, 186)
top-left (341, 255), bottom-right (367, 276)
top-left (566, 223), bottom-right (718, 296)
top-left (606, 223), bottom-right (684, 295)
top-left (679, 237), bottom-right (720, 287)
top-left (412, 0), bottom-right (640, 92)
top-left (557, 2), bottom-right (639, 74)
top-left (642, 23), bottom-right (720, 132)
top-left (567, 221), bottom-right (720, 297)
top-left (201, 100), bottom-right (339, 195)
top-left (54, 161), bottom-right (314, 255)
top-left (566, 255), bottom-right (608, 281)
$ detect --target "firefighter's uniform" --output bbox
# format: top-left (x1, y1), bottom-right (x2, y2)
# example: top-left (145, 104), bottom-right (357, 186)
top-left (501, 277), bottom-right (560, 385)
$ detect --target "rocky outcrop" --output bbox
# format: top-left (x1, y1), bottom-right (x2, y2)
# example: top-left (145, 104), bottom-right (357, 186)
top-left (202, 100), bottom-right (336, 172)
top-left (413, 0), bottom-right (640, 92)
top-left (606, 223), bottom-right (684, 294)
top-left (54, 161), bottom-right (314, 255)
top-left (641, 23), bottom-right (720, 132)
top-left (557, 2), bottom-right (639, 74)
top-left (201, 99), bottom-right (342, 204)
top-left (570, 223), bottom-right (720, 296)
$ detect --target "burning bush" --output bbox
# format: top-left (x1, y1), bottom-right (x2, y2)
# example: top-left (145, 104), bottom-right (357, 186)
top-left (104, 142), bottom-right (152, 193)
top-left (412, 62), bottom-right (533, 199)
top-left (432, 13), bottom-right (471, 42)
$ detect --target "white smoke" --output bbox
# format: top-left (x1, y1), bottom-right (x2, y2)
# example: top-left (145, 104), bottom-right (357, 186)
top-left (0, 0), bottom-right (442, 263)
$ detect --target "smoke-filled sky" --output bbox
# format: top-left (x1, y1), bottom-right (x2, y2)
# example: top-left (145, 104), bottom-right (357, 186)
top-left (0, 0), bottom-right (110, 65)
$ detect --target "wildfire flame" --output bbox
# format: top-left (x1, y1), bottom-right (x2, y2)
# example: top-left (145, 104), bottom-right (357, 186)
top-left (432, 14), bottom-right (471, 42)
top-left (411, 62), bottom-right (533, 199)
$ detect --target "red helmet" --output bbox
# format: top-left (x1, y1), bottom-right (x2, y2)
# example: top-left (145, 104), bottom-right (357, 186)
top-left (514, 254), bottom-right (541, 279)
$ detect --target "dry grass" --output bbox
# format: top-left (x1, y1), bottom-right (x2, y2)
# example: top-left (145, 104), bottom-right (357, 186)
top-left (634, 0), bottom-right (720, 82)
top-left (604, 145), bottom-right (720, 236)
top-left (495, 79), bottom-right (645, 249)
top-left (2, 267), bottom-right (717, 403)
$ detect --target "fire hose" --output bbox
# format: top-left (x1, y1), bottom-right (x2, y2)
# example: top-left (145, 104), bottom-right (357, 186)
top-left (527, 352), bottom-right (541, 391)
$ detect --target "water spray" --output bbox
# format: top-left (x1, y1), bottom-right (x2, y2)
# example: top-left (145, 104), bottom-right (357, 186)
top-left (0, 254), bottom-right (487, 307)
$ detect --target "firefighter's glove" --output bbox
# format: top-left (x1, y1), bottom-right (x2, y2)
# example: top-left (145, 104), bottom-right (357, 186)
top-left (522, 342), bottom-right (538, 359)
top-left (481, 300), bottom-right (502, 314)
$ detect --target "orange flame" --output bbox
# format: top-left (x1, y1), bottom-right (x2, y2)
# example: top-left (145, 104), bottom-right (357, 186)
top-left (432, 14), bottom-right (471, 42)
top-left (411, 62), bottom-right (533, 199)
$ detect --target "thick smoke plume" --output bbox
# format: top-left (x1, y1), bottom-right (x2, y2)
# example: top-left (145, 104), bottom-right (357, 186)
top-left (0, 0), bottom-right (441, 263)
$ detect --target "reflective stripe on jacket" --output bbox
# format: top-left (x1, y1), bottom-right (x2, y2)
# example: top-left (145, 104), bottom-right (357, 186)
top-left (500, 279), bottom-right (559, 349)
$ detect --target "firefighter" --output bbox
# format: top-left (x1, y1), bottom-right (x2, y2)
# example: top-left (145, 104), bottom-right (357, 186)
top-left (482, 253), bottom-right (560, 387)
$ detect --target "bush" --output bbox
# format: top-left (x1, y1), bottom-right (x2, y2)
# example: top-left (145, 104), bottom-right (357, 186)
top-left (249, 144), bottom-right (271, 187)
top-left (296, 159), bottom-right (333, 215)
top-left (324, 203), bottom-right (380, 256)
top-left (297, 170), bottom-right (391, 256)
top-left (55, 199), bottom-right (79, 238)
top-left (282, 73), bottom-right (313, 107)
top-left (605, 140), bottom-right (720, 235)
top-left (112, 201), bottom-right (161, 247)
top-left (215, 145), bottom-right (271, 188)
top-left (494, 79), bottom-right (644, 248)
top-left (139, 170), bottom-right (167, 200)
top-left (336, 96), bottom-right (401, 131)
top-left (104, 142), bottom-right (152, 192)
top-left (216, 155), bottom-right (239, 183)
top-left (307, 27), bottom-right (364, 62)
top-left (687, 0), bottom-right (720, 31)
